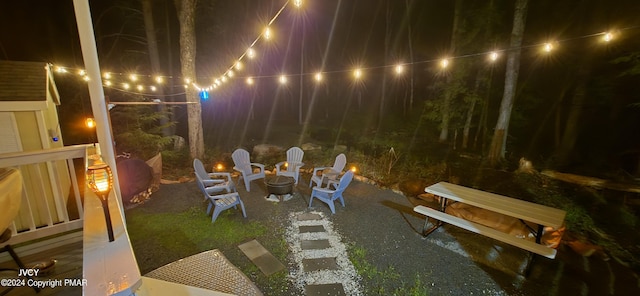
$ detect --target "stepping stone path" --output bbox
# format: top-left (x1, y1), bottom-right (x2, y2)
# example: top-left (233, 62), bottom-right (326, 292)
top-left (286, 211), bottom-right (363, 296)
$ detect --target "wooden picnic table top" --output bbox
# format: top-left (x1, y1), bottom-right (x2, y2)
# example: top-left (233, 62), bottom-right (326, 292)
top-left (425, 182), bottom-right (566, 229)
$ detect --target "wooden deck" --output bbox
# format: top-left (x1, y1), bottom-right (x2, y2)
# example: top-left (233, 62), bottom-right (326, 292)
top-left (0, 241), bottom-right (82, 296)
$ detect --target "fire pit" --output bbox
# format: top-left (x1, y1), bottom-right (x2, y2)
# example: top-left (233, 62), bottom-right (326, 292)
top-left (266, 176), bottom-right (294, 195)
top-left (265, 176), bottom-right (294, 202)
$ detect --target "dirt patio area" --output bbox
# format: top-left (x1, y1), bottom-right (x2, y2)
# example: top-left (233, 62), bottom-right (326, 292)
top-left (125, 169), bottom-right (640, 295)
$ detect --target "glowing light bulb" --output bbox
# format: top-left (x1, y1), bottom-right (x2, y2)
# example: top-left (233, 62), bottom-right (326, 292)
top-left (247, 48), bottom-right (256, 59)
top-left (353, 68), bottom-right (362, 79)
top-left (264, 27), bottom-right (272, 40)
top-left (440, 58), bottom-right (449, 68)
top-left (214, 79), bottom-right (221, 85)
top-left (55, 66), bottom-right (67, 73)
top-left (155, 76), bottom-right (164, 84)
top-left (246, 77), bottom-right (254, 85)
top-left (185, 78), bottom-right (191, 84)
top-left (350, 166), bottom-right (357, 173)
top-left (105, 80), bottom-right (112, 86)
top-left (79, 70), bottom-right (86, 76)
top-left (314, 72), bottom-right (323, 82)
top-left (543, 42), bottom-right (554, 52)
top-left (221, 76), bottom-right (227, 82)
top-left (395, 64), bottom-right (404, 74)
top-left (294, 0), bottom-right (302, 8)
top-left (227, 70), bottom-right (234, 78)
top-left (489, 51), bottom-right (499, 61)
top-left (85, 118), bottom-right (96, 128)
top-left (235, 61), bottom-right (243, 70)
top-left (82, 76), bottom-right (90, 81)
top-left (215, 163), bottom-right (224, 171)
top-left (602, 32), bottom-right (614, 42)
top-left (150, 86), bottom-right (157, 91)
top-left (123, 83), bottom-right (130, 89)
top-left (129, 74), bottom-right (138, 81)
top-left (137, 85), bottom-right (143, 91)
top-left (104, 72), bottom-right (111, 79)
top-left (279, 75), bottom-right (287, 84)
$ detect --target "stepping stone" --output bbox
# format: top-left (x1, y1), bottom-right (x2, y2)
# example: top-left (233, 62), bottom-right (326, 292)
top-left (299, 225), bottom-right (325, 233)
top-left (238, 239), bottom-right (285, 276)
top-left (300, 239), bottom-right (331, 250)
top-left (303, 257), bottom-right (339, 272)
top-left (297, 212), bottom-right (322, 221)
top-left (306, 283), bottom-right (346, 296)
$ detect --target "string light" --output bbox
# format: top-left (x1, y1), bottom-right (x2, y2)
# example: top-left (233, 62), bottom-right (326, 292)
top-left (294, 0), bottom-right (302, 8)
top-left (247, 48), bottom-right (256, 59)
top-left (353, 68), bottom-right (363, 79)
top-left (264, 27), bottom-right (272, 40)
top-left (50, 23), bottom-right (635, 97)
top-left (279, 75), bottom-right (288, 84)
top-left (489, 51), bottom-right (499, 61)
top-left (440, 58), bottom-right (450, 69)
top-left (394, 64), bottom-right (404, 74)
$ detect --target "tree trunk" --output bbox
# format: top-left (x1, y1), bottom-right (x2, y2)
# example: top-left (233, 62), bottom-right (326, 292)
top-left (141, 0), bottom-right (171, 137)
top-left (438, 0), bottom-right (463, 142)
top-left (463, 70), bottom-right (483, 149)
top-left (404, 0), bottom-right (415, 115)
top-left (174, 0), bottom-right (204, 159)
top-left (487, 0), bottom-right (528, 166)
top-left (555, 63), bottom-right (591, 165)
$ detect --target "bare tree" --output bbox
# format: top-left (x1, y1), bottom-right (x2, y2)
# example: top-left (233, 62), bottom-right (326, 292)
top-left (174, 0), bottom-right (204, 159)
top-left (487, 0), bottom-right (528, 165)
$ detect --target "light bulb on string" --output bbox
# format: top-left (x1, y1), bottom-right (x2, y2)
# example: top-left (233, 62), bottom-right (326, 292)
top-left (394, 64), bottom-right (404, 74)
top-left (105, 80), bottom-right (112, 86)
top-left (264, 27), bottom-right (272, 40)
top-left (155, 76), bottom-right (164, 84)
top-left (294, 0), bottom-right (302, 8)
top-left (602, 31), bottom-right (614, 42)
top-left (235, 61), bottom-right (243, 70)
top-left (353, 68), bottom-right (363, 79)
top-left (129, 74), bottom-right (138, 81)
top-left (104, 72), bottom-right (111, 79)
top-left (227, 70), bottom-right (234, 78)
top-left (542, 42), bottom-right (554, 53)
top-left (246, 77), bottom-right (254, 85)
top-left (489, 51), bottom-right (499, 62)
top-left (279, 75), bottom-right (287, 84)
top-left (440, 58), bottom-right (450, 69)
top-left (123, 83), bottom-right (130, 89)
top-left (314, 72), bottom-right (323, 82)
top-left (247, 48), bottom-right (256, 59)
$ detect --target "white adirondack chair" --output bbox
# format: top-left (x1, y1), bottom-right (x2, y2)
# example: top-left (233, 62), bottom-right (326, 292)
top-left (231, 148), bottom-right (266, 192)
top-left (309, 153), bottom-right (346, 188)
top-left (193, 159), bottom-right (236, 201)
top-left (194, 174), bottom-right (246, 223)
top-left (309, 170), bottom-right (354, 214)
top-left (275, 147), bottom-right (304, 184)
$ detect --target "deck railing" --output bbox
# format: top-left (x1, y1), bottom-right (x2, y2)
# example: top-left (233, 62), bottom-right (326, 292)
top-left (0, 144), bottom-right (90, 251)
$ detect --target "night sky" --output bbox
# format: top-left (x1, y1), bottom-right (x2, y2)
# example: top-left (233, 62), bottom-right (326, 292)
top-left (2, 0), bottom-right (640, 166)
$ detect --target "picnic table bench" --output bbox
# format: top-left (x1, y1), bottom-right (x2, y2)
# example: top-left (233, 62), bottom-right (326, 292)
top-left (414, 182), bottom-right (566, 274)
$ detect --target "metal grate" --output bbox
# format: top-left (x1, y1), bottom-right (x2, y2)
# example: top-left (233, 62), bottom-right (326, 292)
top-left (145, 249), bottom-right (263, 296)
